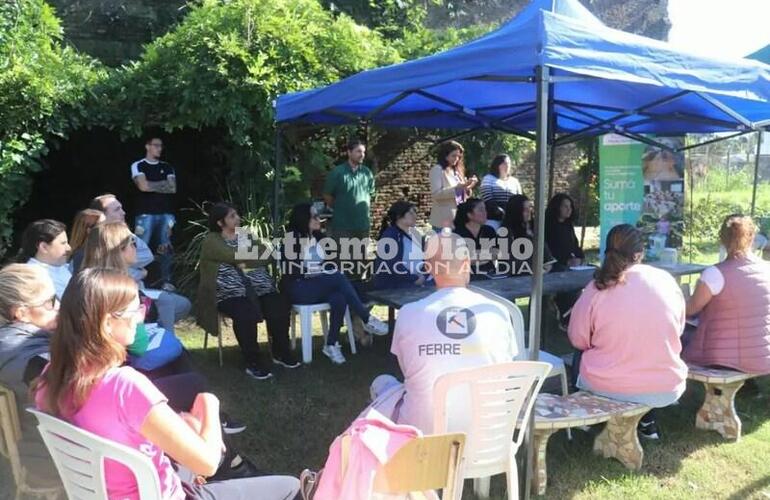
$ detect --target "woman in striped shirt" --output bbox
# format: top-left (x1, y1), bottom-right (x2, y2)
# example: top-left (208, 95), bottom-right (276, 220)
top-left (479, 154), bottom-right (522, 211)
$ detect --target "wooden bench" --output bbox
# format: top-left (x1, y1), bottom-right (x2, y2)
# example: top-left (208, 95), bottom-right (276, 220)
top-left (529, 392), bottom-right (649, 496)
top-left (687, 364), bottom-right (759, 441)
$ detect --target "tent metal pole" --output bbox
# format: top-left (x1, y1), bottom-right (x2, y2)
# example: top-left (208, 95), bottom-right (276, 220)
top-left (547, 83), bottom-right (557, 199)
top-left (273, 127), bottom-right (283, 239)
top-left (524, 64), bottom-right (550, 500)
top-left (678, 130), bottom-right (754, 152)
top-left (751, 131), bottom-right (762, 217)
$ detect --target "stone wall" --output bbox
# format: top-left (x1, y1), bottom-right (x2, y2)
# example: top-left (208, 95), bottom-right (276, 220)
top-left (49, 0), bottom-right (187, 65)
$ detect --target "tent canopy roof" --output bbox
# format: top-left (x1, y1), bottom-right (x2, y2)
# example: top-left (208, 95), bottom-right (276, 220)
top-left (276, 0), bottom-right (770, 138)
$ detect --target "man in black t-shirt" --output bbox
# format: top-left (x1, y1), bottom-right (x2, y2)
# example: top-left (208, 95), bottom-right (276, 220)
top-left (131, 136), bottom-right (177, 289)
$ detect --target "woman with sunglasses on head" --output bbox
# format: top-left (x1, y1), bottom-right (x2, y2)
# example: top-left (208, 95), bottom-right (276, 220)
top-left (33, 268), bottom-right (300, 500)
top-left (18, 219), bottom-right (73, 299)
top-left (0, 264), bottom-right (62, 489)
top-left (196, 202), bottom-right (300, 382)
top-left (81, 222), bottom-right (193, 377)
top-left (82, 221), bottom-right (191, 334)
top-left (282, 203), bottom-right (388, 365)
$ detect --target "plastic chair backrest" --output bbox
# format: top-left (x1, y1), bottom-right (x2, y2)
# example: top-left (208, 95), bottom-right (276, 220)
top-left (27, 408), bottom-right (162, 500)
top-left (432, 362), bottom-right (551, 479)
top-left (340, 432), bottom-right (466, 499)
top-left (0, 384), bottom-right (23, 484)
top-left (468, 285), bottom-right (527, 358)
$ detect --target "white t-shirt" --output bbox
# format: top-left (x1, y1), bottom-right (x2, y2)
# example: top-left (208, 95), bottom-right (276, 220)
top-left (698, 265), bottom-right (725, 295)
top-left (391, 287), bottom-right (518, 433)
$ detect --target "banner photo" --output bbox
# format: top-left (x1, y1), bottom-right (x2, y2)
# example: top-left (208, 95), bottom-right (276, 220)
top-left (598, 134), bottom-right (644, 256)
top-left (639, 136), bottom-right (686, 260)
top-left (598, 134), bottom-right (686, 261)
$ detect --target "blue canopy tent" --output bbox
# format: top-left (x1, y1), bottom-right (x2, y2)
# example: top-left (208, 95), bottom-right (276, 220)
top-left (275, 0), bottom-right (770, 493)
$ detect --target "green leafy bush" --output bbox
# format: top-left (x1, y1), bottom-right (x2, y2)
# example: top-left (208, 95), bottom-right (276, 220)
top-left (0, 0), bottom-right (104, 257)
top-left (96, 0), bottom-right (400, 148)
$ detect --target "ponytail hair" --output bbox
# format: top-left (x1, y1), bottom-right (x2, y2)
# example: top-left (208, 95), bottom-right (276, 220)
top-left (594, 224), bottom-right (644, 290)
top-left (719, 213), bottom-right (756, 258)
top-left (378, 200), bottom-right (416, 239)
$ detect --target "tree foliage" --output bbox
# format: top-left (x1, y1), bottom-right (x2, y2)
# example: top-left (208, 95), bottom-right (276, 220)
top-left (0, 0), bottom-right (104, 256)
top-left (96, 0), bottom-right (400, 147)
top-left (2, 0), bottom-right (527, 257)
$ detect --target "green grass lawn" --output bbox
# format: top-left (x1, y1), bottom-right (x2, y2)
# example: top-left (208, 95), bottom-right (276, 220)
top-left (167, 295), bottom-right (770, 500)
top-left (3, 242), bottom-right (767, 500)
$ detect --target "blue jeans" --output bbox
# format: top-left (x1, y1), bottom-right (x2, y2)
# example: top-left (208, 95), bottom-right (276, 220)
top-left (288, 272), bottom-right (370, 345)
top-left (135, 213), bottom-right (175, 284)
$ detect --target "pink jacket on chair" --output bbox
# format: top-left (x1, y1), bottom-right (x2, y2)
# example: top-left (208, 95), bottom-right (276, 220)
top-left (314, 409), bottom-right (428, 500)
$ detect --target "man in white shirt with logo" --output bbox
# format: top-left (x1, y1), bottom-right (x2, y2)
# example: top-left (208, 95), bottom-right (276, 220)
top-left (368, 231), bottom-right (518, 433)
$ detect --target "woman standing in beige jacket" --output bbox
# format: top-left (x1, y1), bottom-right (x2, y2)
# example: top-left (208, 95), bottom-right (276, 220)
top-left (429, 141), bottom-right (478, 231)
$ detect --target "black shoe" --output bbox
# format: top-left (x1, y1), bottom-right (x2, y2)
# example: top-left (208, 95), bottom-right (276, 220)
top-left (209, 454), bottom-right (263, 481)
top-left (638, 419), bottom-right (660, 440)
top-left (245, 367), bottom-right (273, 380)
top-left (273, 353), bottom-right (301, 369)
top-left (221, 414), bottom-right (247, 435)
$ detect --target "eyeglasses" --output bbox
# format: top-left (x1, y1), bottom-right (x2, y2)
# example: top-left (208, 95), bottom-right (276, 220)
top-left (27, 295), bottom-right (58, 311)
top-left (112, 303), bottom-right (147, 319)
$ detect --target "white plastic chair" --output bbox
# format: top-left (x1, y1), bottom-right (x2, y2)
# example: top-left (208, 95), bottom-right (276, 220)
top-left (468, 287), bottom-right (570, 395)
top-left (27, 408), bottom-right (162, 500)
top-left (0, 385), bottom-right (62, 499)
top-left (290, 304), bottom-right (357, 364)
top-left (469, 286), bottom-right (572, 440)
top-left (433, 361), bottom-right (552, 500)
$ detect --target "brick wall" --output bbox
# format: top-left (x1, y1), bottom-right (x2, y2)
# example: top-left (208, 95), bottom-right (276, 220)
top-left (364, 140), bottom-right (584, 237)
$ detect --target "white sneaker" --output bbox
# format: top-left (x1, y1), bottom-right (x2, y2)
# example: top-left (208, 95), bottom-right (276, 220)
top-left (322, 343), bottom-right (346, 365)
top-left (363, 315), bottom-right (389, 336)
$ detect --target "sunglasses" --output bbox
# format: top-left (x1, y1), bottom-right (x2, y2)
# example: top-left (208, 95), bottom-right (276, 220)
top-left (28, 294), bottom-right (58, 311)
top-left (122, 236), bottom-right (138, 249)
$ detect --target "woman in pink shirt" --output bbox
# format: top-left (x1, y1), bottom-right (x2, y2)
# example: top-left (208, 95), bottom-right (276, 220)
top-left (568, 224), bottom-right (687, 439)
top-left (34, 268), bottom-right (299, 500)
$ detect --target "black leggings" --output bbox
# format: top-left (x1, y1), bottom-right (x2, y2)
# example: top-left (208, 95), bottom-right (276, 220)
top-left (151, 372), bottom-right (207, 413)
top-left (217, 293), bottom-right (292, 369)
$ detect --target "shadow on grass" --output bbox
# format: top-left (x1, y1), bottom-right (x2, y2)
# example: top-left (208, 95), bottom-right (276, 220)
top-left (726, 475), bottom-right (770, 500)
top-left (178, 321), bottom-right (770, 500)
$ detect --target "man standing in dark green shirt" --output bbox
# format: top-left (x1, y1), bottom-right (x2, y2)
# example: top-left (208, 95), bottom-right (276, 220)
top-left (323, 139), bottom-right (374, 236)
top-left (323, 138), bottom-right (376, 343)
